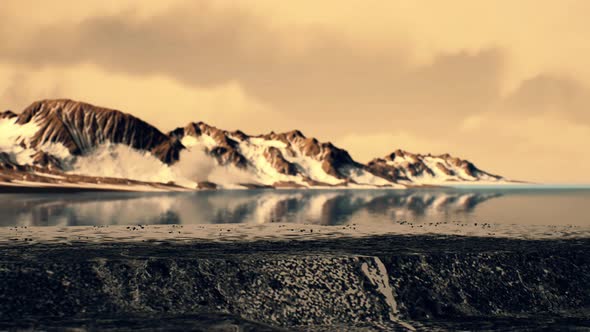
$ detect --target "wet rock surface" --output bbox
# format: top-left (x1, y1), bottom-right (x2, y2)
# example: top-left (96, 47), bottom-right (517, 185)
top-left (0, 235), bottom-right (588, 331)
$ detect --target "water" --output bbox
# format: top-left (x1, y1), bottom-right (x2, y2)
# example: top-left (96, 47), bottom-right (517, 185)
top-left (1, 188), bottom-right (589, 331)
top-left (1, 188), bottom-right (589, 227)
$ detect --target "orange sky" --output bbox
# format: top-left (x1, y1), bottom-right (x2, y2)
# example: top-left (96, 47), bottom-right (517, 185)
top-left (1, 1), bottom-right (589, 183)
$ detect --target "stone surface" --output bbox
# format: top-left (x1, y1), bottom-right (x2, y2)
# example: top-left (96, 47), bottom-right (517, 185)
top-left (0, 236), bottom-right (588, 331)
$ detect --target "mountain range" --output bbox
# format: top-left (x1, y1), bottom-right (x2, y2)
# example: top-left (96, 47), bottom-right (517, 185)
top-left (0, 99), bottom-right (509, 191)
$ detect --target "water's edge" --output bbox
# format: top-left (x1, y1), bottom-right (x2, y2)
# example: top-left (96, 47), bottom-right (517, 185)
top-left (1, 236), bottom-right (588, 331)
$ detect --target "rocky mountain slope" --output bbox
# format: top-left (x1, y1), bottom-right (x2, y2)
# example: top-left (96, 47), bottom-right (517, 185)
top-left (0, 99), bottom-right (510, 190)
top-left (367, 149), bottom-right (503, 185)
top-left (169, 121), bottom-right (394, 188)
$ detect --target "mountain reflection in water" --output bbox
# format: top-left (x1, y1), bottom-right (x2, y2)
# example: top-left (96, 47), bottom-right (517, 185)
top-left (0, 190), bottom-right (503, 227)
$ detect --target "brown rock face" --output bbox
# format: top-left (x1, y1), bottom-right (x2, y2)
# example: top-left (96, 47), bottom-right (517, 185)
top-left (366, 149), bottom-right (502, 182)
top-left (268, 131), bottom-right (358, 179)
top-left (299, 138), bottom-right (322, 157)
top-left (231, 130), bottom-right (249, 142)
top-left (365, 159), bottom-right (407, 182)
top-left (171, 122), bottom-right (248, 169)
top-left (0, 110), bottom-right (17, 120)
top-left (442, 155), bottom-right (483, 177)
top-left (191, 122), bottom-right (240, 148)
top-left (30, 151), bottom-right (63, 170)
top-left (318, 143), bottom-right (359, 179)
top-left (458, 160), bottom-right (477, 177)
top-left (209, 146), bottom-right (248, 168)
top-left (238, 183), bottom-right (275, 189)
top-left (172, 123), bottom-right (364, 180)
top-left (405, 161), bottom-right (435, 177)
top-left (197, 181), bottom-right (218, 190)
top-left (151, 137), bottom-right (185, 164)
top-left (264, 147), bottom-right (298, 176)
top-left (259, 130), bottom-right (306, 147)
top-left (385, 149), bottom-right (418, 163)
top-left (436, 162), bottom-right (454, 176)
top-left (169, 123), bottom-right (200, 138)
top-left (14, 99), bottom-right (184, 164)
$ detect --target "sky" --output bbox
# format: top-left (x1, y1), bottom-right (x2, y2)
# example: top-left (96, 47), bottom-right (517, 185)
top-left (1, 0), bottom-right (589, 183)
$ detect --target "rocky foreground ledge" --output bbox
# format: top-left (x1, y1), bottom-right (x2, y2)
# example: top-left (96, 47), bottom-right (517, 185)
top-left (0, 236), bottom-right (588, 331)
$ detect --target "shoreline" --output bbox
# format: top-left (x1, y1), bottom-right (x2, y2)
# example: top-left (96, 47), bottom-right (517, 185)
top-left (2, 223), bottom-right (589, 246)
top-left (2, 182), bottom-right (589, 194)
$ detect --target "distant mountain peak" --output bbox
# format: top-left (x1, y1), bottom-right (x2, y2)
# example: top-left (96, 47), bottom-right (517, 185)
top-left (367, 149), bottom-right (503, 184)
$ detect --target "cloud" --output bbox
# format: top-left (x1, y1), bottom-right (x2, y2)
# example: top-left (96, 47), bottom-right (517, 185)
top-left (1, 1), bottom-right (590, 183)
top-left (504, 74), bottom-right (590, 124)
top-left (0, 4), bottom-right (502, 121)
top-left (0, 63), bottom-right (277, 132)
top-left (0, 3), bottom-right (508, 138)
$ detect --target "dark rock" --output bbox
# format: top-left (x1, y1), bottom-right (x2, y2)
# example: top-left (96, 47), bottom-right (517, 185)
top-left (0, 237), bottom-right (587, 330)
top-left (263, 147), bottom-right (298, 176)
top-left (30, 151), bottom-right (63, 170)
top-left (15, 99), bottom-right (183, 164)
top-left (197, 181), bottom-right (218, 190)
top-left (0, 110), bottom-right (17, 119)
top-left (0, 152), bottom-right (23, 171)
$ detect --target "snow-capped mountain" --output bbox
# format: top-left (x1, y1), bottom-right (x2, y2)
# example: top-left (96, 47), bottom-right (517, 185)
top-left (169, 122), bottom-right (395, 188)
top-left (366, 149), bottom-right (503, 185)
top-left (6, 99), bottom-right (183, 163)
top-left (0, 99), bottom-right (509, 191)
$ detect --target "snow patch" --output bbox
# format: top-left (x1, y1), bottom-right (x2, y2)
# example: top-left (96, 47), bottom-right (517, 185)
top-left (236, 139), bottom-right (291, 185)
top-left (0, 117), bottom-right (39, 149)
top-left (345, 167), bottom-right (399, 187)
top-left (0, 117), bottom-right (41, 165)
top-left (361, 257), bottom-right (416, 331)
